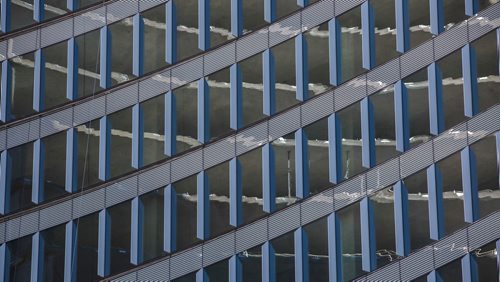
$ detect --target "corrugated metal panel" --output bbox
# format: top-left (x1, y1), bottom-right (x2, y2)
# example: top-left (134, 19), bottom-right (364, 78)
top-left (74, 7), bottom-right (107, 36)
top-left (19, 212), bottom-right (40, 238)
top-left (235, 218), bottom-right (268, 253)
top-left (0, 129), bottom-right (5, 151)
top-left (39, 201), bottom-right (72, 230)
top-left (433, 228), bottom-right (468, 268)
top-left (138, 71), bottom-right (171, 102)
top-left (269, 13), bottom-right (301, 47)
top-left (400, 141), bottom-right (433, 178)
top-left (0, 40), bottom-right (7, 61)
top-left (0, 222), bottom-right (5, 243)
top-left (203, 137), bottom-right (235, 170)
top-left (434, 22), bottom-right (468, 60)
top-left (268, 107), bottom-right (301, 141)
top-left (139, 0), bottom-right (166, 12)
top-left (73, 96), bottom-right (106, 126)
top-left (106, 0), bottom-right (138, 25)
top-left (105, 176), bottom-right (138, 207)
top-left (236, 29), bottom-right (268, 62)
top-left (301, 91), bottom-right (334, 127)
top-left (400, 40), bottom-right (434, 79)
top-left (40, 108), bottom-right (73, 138)
top-left (334, 174), bottom-right (366, 211)
top-left (169, 246), bottom-right (202, 280)
top-left (300, 189), bottom-right (333, 225)
top-left (432, 123), bottom-right (468, 162)
top-left (106, 84), bottom-right (138, 115)
top-left (72, 189), bottom-right (105, 219)
top-left (202, 232), bottom-right (235, 267)
top-left (468, 5), bottom-right (500, 41)
top-left (40, 18), bottom-right (73, 48)
top-left (204, 42), bottom-right (236, 76)
top-left (301, 1), bottom-right (334, 31)
top-left (400, 246), bottom-right (434, 281)
top-left (28, 119), bottom-right (40, 142)
top-left (112, 271), bottom-right (138, 282)
top-left (7, 30), bottom-right (39, 58)
top-left (136, 258), bottom-right (170, 281)
top-left (170, 57), bottom-right (204, 90)
top-left (366, 158), bottom-right (400, 195)
top-left (334, 74), bottom-right (367, 111)
top-left (268, 204), bottom-right (300, 240)
top-left (467, 105), bottom-right (500, 144)
top-left (366, 58), bottom-right (400, 95)
top-left (170, 150), bottom-right (203, 183)
top-left (138, 163), bottom-right (170, 195)
top-left (5, 217), bottom-right (20, 242)
top-left (365, 261), bottom-right (401, 282)
top-left (468, 211), bottom-right (500, 251)
top-left (6, 122), bottom-right (31, 149)
top-left (235, 122), bottom-right (268, 156)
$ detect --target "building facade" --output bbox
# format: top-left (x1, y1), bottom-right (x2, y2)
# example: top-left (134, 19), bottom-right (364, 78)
top-left (0, 0), bottom-right (499, 281)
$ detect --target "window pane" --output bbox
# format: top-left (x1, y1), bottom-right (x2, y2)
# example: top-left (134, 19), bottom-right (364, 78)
top-left (437, 258), bottom-right (462, 281)
top-left (240, 53), bottom-right (265, 126)
top-left (175, 0), bottom-right (201, 61)
top-left (206, 161), bottom-right (232, 238)
top-left (11, 0), bottom-right (35, 32)
top-left (7, 235), bottom-right (32, 282)
top-left (210, 0), bottom-right (234, 48)
top-left (443, 0), bottom-right (467, 30)
top-left (76, 212), bottom-right (99, 282)
top-left (273, 39), bottom-right (298, 112)
top-left (174, 175), bottom-right (200, 251)
top-left (239, 147), bottom-right (266, 224)
top-left (338, 202), bottom-right (363, 281)
top-left (42, 132), bottom-right (68, 202)
top-left (242, 0), bottom-right (265, 34)
top-left (373, 0), bottom-right (399, 65)
top-left (438, 50), bottom-right (466, 129)
top-left (208, 67), bottom-right (232, 140)
top-left (109, 17), bottom-right (135, 86)
top-left (10, 52), bottom-right (36, 121)
top-left (142, 4), bottom-right (169, 74)
top-left (240, 245), bottom-right (262, 282)
top-left (174, 83), bottom-right (201, 154)
top-left (305, 22), bottom-right (330, 97)
top-left (109, 107), bottom-right (134, 178)
top-left (206, 259), bottom-right (229, 282)
top-left (43, 41), bottom-right (68, 110)
top-left (109, 201), bottom-right (132, 275)
top-left (408, 0), bottom-right (432, 48)
top-left (141, 188), bottom-right (164, 261)
top-left (338, 102), bottom-right (365, 180)
top-left (304, 217), bottom-right (329, 282)
top-left (44, 0), bottom-right (69, 20)
top-left (405, 68), bottom-right (431, 149)
top-left (472, 31), bottom-right (500, 112)
top-left (8, 142), bottom-right (34, 213)
top-left (76, 29), bottom-right (104, 98)
top-left (42, 224), bottom-right (65, 281)
top-left (276, 0), bottom-right (300, 19)
top-left (142, 95), bottom-right (166, 166)
top-left (304, 117), bottom-right (330, 195)
top-left (272, 230), bottom-right (295, 282)
top-left (338, 6), bottom-right (364, 83)
top-left (474, 241), bottom-right (498, 281)
top-left (76, 119), bottom-right (101, 190)
top-left (272, 132), bottom-right (297, 210)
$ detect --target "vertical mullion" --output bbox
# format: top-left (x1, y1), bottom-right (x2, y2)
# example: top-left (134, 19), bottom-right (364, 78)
top-left (294, 227), bottom-right (309, 282)
top-left (31, 232), bottom-right (45, 282)
top-left (97, 209), bottom-right (111, 277)
top-left (1, 0), bottom-right (11, 32)
top-left (98, 116), bottom-right (111, 181)
top-left (196, 268), bottom-right (209, 282)
top-left (361, 97), bottom-right (375, 168)
top-left (427, 270), bottom-right (443, 282)
top-left (66, 0), bottom-right (76, 11)
top-left (295, 33), bottom-right (308, 102)
top-left (230, 63), bottom-right (243, 130)
top-left (32, 139), bottom-right (45, 205)
top-left (462, 44), bottom-right (479, 117)
top-left (165, 91), bottom-right (176, 157)
top-left (461, 147), bottom-right (479, 223)
top-left (360, 198), bottom-right (376, 272)
top-left (64, 220), bottom-right (77, 282)
top-left (496, 239), bottom-right (500, 282)
top-left (132, 14), bottom-right (144, 77)
top-left (198, 0), bottom-right (210, 51)
top-left (328, 113), bottom-right (342, 184)
top-left (0, 150), bottom-right (11, 215)
top-left (394, 181), bottom-right (410, 257)
top-left (0, 243), bottom-right (9, 281)
top-left (1, 60), bottom-right (12, 122)
top-left (164, 185), bottom-right (177, 253)
top-left (461, 253), bottom-right (479, 282)
top-left (230, 158), bottom-right (242, 227)
top-left (130, 196), bottom-right (144, 265)
top-left (262, 143), bottom-right (276, 213)
top-left (396, 0), bottom-right (409, 53)
top-left (33, 49), bottom-right (45, 112)
top-left (65, 128), bottom-right (78, 193)
top-left (465, 0), bottom-right (479, 16)
top-left (99, 26), bottom-right (111, 89)
top-left (264, 0), bottom-right (276, 23)
top-left (166, 1), bottom-right (177, 64)
top-left (132, 104), bottom-right (144, 169)
top-left (295, 128), bottom-right (309, 199)
top-left (262, 241), bottom-right (276, 282)
top-left (361, 1), bottom-right (375, 70)
top-left (229, 255), bottom-right (242, 282)
top-left (34, 0), bottom-right (44, 22)
top-left (429, 0), bottom-right (444, 35)
top-left (197, 78), bottom-right (210, 144)
top-left (328, 212), bottom-right (342, 282)
top-left (263, 50), bottom-right (276, 116)
top-left (66, 38), bottom-right (78, 101)
top-left (231, 0), bottom-right (242, 37)
top-left (328, 18), bottom-right (342, 86)
top-left (427, 164), bottom-right (444, 240)
top-left (428, 63), bottom-right (444, 135)
top-left (394, 81), bottom-right (410, 152)
top-left (297, 0), bottom-right (308, 7)
top-left (197, 171), bottom-right (210, 240)
top-left (496, 132), bottom-right (500, 190)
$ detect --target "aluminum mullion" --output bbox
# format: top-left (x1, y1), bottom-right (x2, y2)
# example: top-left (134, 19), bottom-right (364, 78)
top-left (328, 18), bottom-right (341, 86)
top-left (229, 255), bottom-right (242, 282)
top-left (327, 212), bottom-right (342, 282)
top-left (328, 113), bottom-right (342, 184)
top-left (164, 185), bottom-right (176, 253)
top-left (166, 1), bottom-right (177, 64)
top-left (165, 91), bottom-right (176, 157)
top-left (264, 0), bottom-right (277, 23)
top-left (63, 220), bottom-right (77, 282)
top-left (294, 227), bottom-right (308, 282)
top-left (66, 38), bottom-right (78, 101)
top-left (262, 241), bottom-right (276, 282)
top-left (461, 147), bottom-right (479, 223)
top-left (100, 26), bottom-right (111, 89)
top-left (229, 158), bottom-right (242, 227)
top-left (231, 0), bottom-right (242, 37)
top-left (33, 49), bottom-right (45, 112)
top-left (462, 44), bottom-right (479, 117)
top-left (396, 0), bottom-right (409, 53)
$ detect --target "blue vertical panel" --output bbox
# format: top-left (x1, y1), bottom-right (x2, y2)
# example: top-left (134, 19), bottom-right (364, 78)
top-left (461, 147), bottom-right (479, 223)
top-left (361, 1), bottom-right (375, 70)
top-left (394, 181), bottom-right (410, 257)
top-left (66, 38), bottom-right (79, 101)
top-left (396, 0), bottom-right (409, 53)
top-left (196, 269), bottom-right (209, 282)
top-left (31, 232), bottom-right (45, 282)
top-left (429, 0), bottom-right (444, 35)
top-left (197, 171), bottom-right (210, 240)
top-left (133, 14), bottom-right (145, 77)
top-left (461, 44), bottom-right (478, 118)
top-left (99, 26), bottom-right (111, 89)
top-left (131, 197), bottom-right (144, 265)
top-left (496, 240), bottom-right (500, 282)
top-left (166, 1), bottom-right (177, 64)
top-left (230, 158), bottom-right (242, 227)
top-left (497, 132), bottom-right (500, 190)
top-left (296, 34), bottom-right (309, 102)
top-left (0, 244), bottom-right (9, 281)
top-left (1, 0), bottom-right (11, 32)
top-left (33, 0), bottom-right (44, 22)
top-left (427, 164), bottom-right (444, 240)
top-left (33, 49), bottom-right (45, 112)
top-left (394, 81), bottom-right (410, 152)
top-left (295, 128), bottom-right (309, 199)
top-left (461, 253), bottom-right (479, 282)
top-left (1, 60), bottom-right (12, 122)
top-left (98, 116), bottom-right (111, 181)
top-left (328, 114), bottom-right (342, 184)
top-left (297, 0), bottom-right (308, 7)
top-left (294, 227), bottom-right (309, 282)
top-left (263, 50), bottom-right (276, 116)
top-left (264, 0), bottom-right (276, 23)
top-left (66, 0), bottom-right (76, 11)
top-left (328, 18), bottom-right (342, 86)
top-left (230, 64), bottom-right (243, 130)
top-left (427, 270), bottom-right (443, 282)
top-left (64, 221), bottom-right (77, 282)
top-left (198, 0), bottom-right (210, 51)
top-left (262, 144), bottom-right (276, 213)
top-left (65, 128), bottom-right (78, 193)
top-left (165, 91), bottom-right (177, 157)
top-left (360, 198), bottom-right (376, 272)
top-left (32, 139), bottom-right (45, 204)
top-left (132, 104), bottom-right (144, 169)
top-left (428, 63), bottom-right (444, 135)
top-left (361, 97), bottom-right (375, 168)
top-left (97, 209), bottom-right (111, 277)
top-left (497, 29), bottom-right (500, 77)
top-left (327, 212), bottom-right (342, 282)
top-left (262, 242), bottom-right (276, 282)
top-left (0, 151), bottom-right (10, 215)
top-left (229, 255), bottom-right (242, 282)
top-left (231, 0), bottom-right (243, 37)
top-left (465, 0), bottom-right (479, 16)
top-left (164, 185), bottom-right (177, 253)
top-left (198, 78), bottom-right (210, 144)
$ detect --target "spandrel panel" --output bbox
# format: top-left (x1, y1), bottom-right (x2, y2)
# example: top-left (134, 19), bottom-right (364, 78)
top-left (273, 38), bottom-right (298, 113)
top-left (240, 245), bottom-right (262, 282)
top-left (76, 29), bottom-right (104, 98)
top-left (404, 68), bottom-right (431, 149)
top-left (240, 53), bottom-right (265, 126)
top-left (76, 119), bottom-right (102, 190)
top-left (141, 188), bottom-right (165, 261)
top-left (408, 0), bottom-right (432, 48)
top-left (41, 223), bottom-right (66, 281)
top-left (42, 131), bottom-right (68, 202)
top-left (304, 217), bottom-right (329, 282)
top-left (76, 212), bottom-right (99, 282)
top-left (338, 6), bottom-right (364, 83)
top-left (109, 107), bottom-right (134, 179)
top-left (272, 132), bottom-right (297, 210)
top-left (338, 202), bottom-right (364, 281)
top-left (472, 31), bottom-right (500, 112)
top-left (10, 52), bottom-right (36, 121)
top-left (271, 230), bottom-right (295, 282)
top-left (109, 201), bottom-right (133, 275)
top-left (142, 3), bottom-right (169, 74)
top-left (142, 95), bottom-right (166, 166)
top-left (373, 0), bottom-right (399, 65)
top-left (304, 117), bottom-right (330, 195)
top-left (174, 175), bottom-right (200, 251)
top-left (6, 235), bottom-right (32, 282)
top-left (305, 22), bottom-right (330, 97)
top-left (174, 83), bottom-right (201, 154)
top-left (206, 161), bottom-right (232, 238)
top-left (239, 147), bottom-right (266, 225)
top-left (109, 17), bottom-right (135, 86)
top-left (8, 142), bottom-right (34, 213)
top-left (208, 67), bottom-right (232, 140)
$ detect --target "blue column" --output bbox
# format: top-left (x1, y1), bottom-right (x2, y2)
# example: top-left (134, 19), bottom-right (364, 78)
top-left (427, 270), bottom-right (443, 282)
top-left (33, 0), bottom-right (44, 22)
top-left (197, 171), bottom-right (210, 240)
top-left (165, 91), bottom-right (177, 157)
top-left (394, 181), bottom-right (410, 257)
top-left (166, 1), bottom-right (177, 64)
top-left (31, 232), bottom-right (45, 282)
top-left (32, 139), bottom-right (45, 205)
top-left (65, 128), bottom-right (78, 193)
top-left (429, 0), bottom-right (444, 35)
top-left (294, 227), bottom-right (309, 282)
top-left (66, 38), bottom-right (79, 101)
top-left (497, 29), bottom-right (500, 77)
top-left (262, 144), bottom-right (276, 213)
top-left (1, 0), bottom-right (11, 32)
top-left (361, 97), bottom-right (375, 168)
top-left (132, 104), bottom-right (144, 169)
top-left (461, 147), bottom-right (479, 223)
top-left (328, 114), bottom-right (343, 184)
top-left (231, 0), bottom-right (243, 37)
top-left (496, 240), bottom-right (500, 282)
top-left (328, 212), bottom-right (342, 282)
top-left (263, 50), bottom-right (276, 116)
top-left (461, 253), bottom-right (479, 282)
top-left (97, 209), bottom-right (111, 277)
top-left (198, 78), bottom-right (210, 144)
top-left (164, 185), bottom-right (177, 253)
top-left (262, 242), bottom-right (276, 282)
top-left (229, 255), bottom-right (242, 282)
top-left (133, 14), bottom-right (144, 77)
top-left (0, 151), bottom-right (10, 215)
top-left (296, 34), bottom-right (309, 102)
top-left (99, 26), bottom-right (111, 89)
top-left (66, 0), bottom-right (76, 11)
top-left (64, 221), bottom-right (77, 282)
top-left (329, 18), bottom-right (342, 86)
top-left (98, 116), bottom-right (111, 181)
top-left (198, 0), bottom-right (210, 51)
top-left (1, 60), bottom-right (12, 122)
top-left (196, 268), bottom-right (209, 282)
top-left (396, 0), bottom-right (409, 53)
top-left (264, 0), bottom-right (276, 23)
top-left (462, 44), bottom-right (478, 117)
top-left (360, 198), bottom-right (376, 272)
top-left (230, 64), bottom-right (243, 130)
top-left (0, 243), bottom-right (9, 281)
top-left (361, 1), bottom-right (375, 70)
top-left (230, 158), bottom-right (242, 227)
top-left (131, 196), bottom-right (144, 265)
top-left (394, 81), bottom-right (410, 152)
top-left (497, 132), bottom-right (500, 190)
top-left (33, 49), bottom-right (45, 112)
top-left (427, 164), bottom-right (444, 240)
top-left (295, 128), bottom-right (309, 199)
top-left (465, 0), bottom-right (479, 16)
top-left (428, 63), bottom-right (444, 135)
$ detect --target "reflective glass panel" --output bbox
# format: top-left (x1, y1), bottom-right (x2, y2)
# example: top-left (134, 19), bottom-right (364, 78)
top-left (142, 4), bottom-right (169, 74)
top-left (43, 41), bottom-right (68, 110)
top-left (10, 52), bottom-right (36, 121)
top-left (272, 230), bottom-right (295, 282)
top-left (109, 201), bottom-right (132, 275)
top-left (41, 224), bottom-right (65, 281)
top-left (8, 142), bottom-right (34, 213)
top-left (273, 38), bottom-right (298, 112)
top-left (109, 17), bottom-right (135, 86)
top-left (206, 161), bottom-right (232, 238)
top-left (108, 107), bottom-right (134, 178)
top-left (141, 95), bottom-right (166, 166)
top-left (338, 202), bottom-right (363, 281)
top-left (304, 217), bottom-right (329, 282)
top-left (240, 53), bottom-right (265, 126)
top-left (6, 235), bottom-right (32, 282)
top-left (42, 132), bottom-right (68, 202)
top-left (76, 119), bottom-right (101, 190)
top-left (141, 188), bottom-right (164, 261)
top-left (338, 6), bottom-right (364, 83)
top-left (239, 147), bottom-right (266, 224)
top-left (76, 212), bottom-right (99, 282)
top-left (304, 117), bottom-right (330, 195)
top-left (373, 0), bottom-right (399, 65)
top-left (305, 22), bottom-right (330, 97)
top-left (174, 83), bottom-right (201, 154)
top-left (472, 30), bottom-right (500, 112)
top-left (76, 29), bottom-right (104, 98)
top-left (174, 175), bottom-right (199, 251)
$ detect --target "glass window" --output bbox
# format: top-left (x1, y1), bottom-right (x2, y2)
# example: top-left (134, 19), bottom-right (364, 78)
top-left (273, 38), bottom-right (298, 113)
top-left (108, 107), bottom-right (134, 179)
top-left (305, 22), bottom-right (330, 97)
top-left (304, 117), bottom-right (330, 195)
top-left (76, 212), bottom-right (99, 282)
top-left (141, 188), bottom-right (165, 261)
top-left (242, 0), bottom-right (265, 34)
top-left (206, 259), bottom-right (229, 282)
top-left (10, 52), bottom-right (36, 121)
top-left (7, 142), bottom-right (34, 213)
top-left (408, 0), bottom-right (432, 48)
top-left (437, 258), bottom-right (462, 281)
top-left (6, 235), bottom-right (32, 282)
top-left (43, 41), bottom-right (68, 110)
top-left (479, 0), bottom-right (497, 11)
top-left (142, 3), bottom-right (169, 74)
top-left (10, 0), bottom-right (36, 32)
top-left (474, 241), bottom-right (498, 281)
top-left (338, 6), bottom-right (364, 83)
top-left (174, 83), bottom-right (201, 154)
top-left (438, 50), bottom-right (466, 129)
top-left (109, 17), bottom-right (135, 86)
top-left (76, 119), bottom-right (101, 190)
top-left (472, 31), bottom-right (500, 112)
top-left (76, 0), bottom-right (102, 10)
top-left (443, 0), bottom-right (467, 30)
top-left (272, 133), bottom-right (297, 210)
top-left (240, 53), bottom-right (265, 126)
top-left (76, 29), bottom-right (104, 99)
top-left (239, 147), bottom-right (266, 224)
top-left (404, 68), bottom-right (431, 149)
top-left (172, 272), bottom-right (196, 282)
top-left (304, 217), bottom-right (329, 282)
top-left (109, 201), bottom-right (132, 275)
top-left (338, 102), bottom-right (366, 180)
top-left (41, 224), bottom-right (66, 281)
top-left (208, 67), bottom-right (232, 140)
top-left (44, 0), bottom-right (69, 20)
top-left (141, 95), bottom-right (166, 166)
top-left (271, 230), bottom-right (295, 282)
top-left (240, 245), bottom-right (262, 282)
top-left (210, 0), bottom-right (234, 48)
top-left (42, 132), bottom-right (68, 202)
top-left (206, 161), bottom-right (232, 238)
top-left (174, 175), bottom-right (200, 251)
top-left (338, 202), bottom-right (363, 281)
top-left (174, 0), bottom-right (201, 61)
top-left (373, 0), bottom-right (399, 65)
top-left (276, 0), bottom-right (300, 19)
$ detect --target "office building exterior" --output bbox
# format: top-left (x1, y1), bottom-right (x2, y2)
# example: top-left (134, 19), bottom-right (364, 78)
top-left (0, 0), bottom-right (499, 281)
